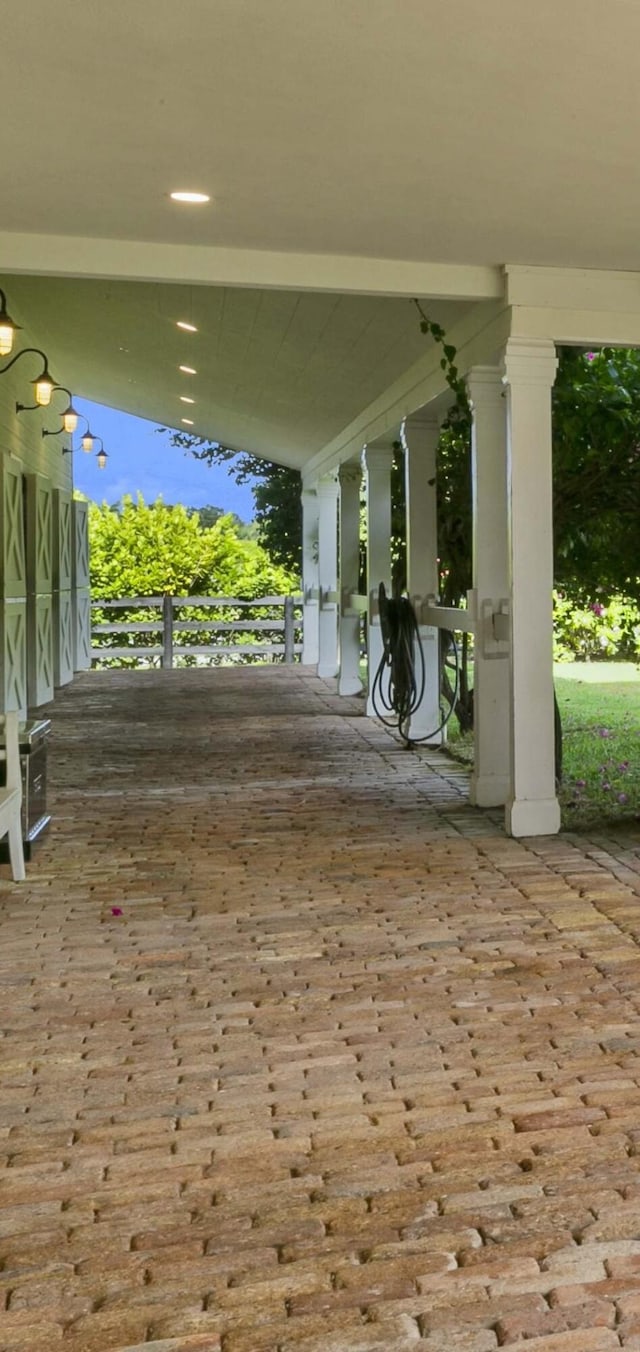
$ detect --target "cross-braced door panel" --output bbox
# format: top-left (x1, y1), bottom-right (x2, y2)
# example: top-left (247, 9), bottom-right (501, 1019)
top-left (1, 462), bottom-right (27, 601)
top-left (53, 490), bottom-right (72, 590)
top-left (27, 594), bottom-right (53, 707)
top-left (54, 589), bottom-right (74, 686)
top-left (0, 600), bottom-right (27, 715)
top-left (72, 501), bottom-right (90, 588)
top-left (26, 476), bottom-right (53, 594)
top-left (73, 588), bottom-right (91, 671)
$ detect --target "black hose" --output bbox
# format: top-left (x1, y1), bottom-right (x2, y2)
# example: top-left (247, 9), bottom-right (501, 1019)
top-left (371, 582), bottom-right (459, 745)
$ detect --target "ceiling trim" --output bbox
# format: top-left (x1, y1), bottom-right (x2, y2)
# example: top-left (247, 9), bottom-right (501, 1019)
top-left (0, 231), bottom-right (503, 302)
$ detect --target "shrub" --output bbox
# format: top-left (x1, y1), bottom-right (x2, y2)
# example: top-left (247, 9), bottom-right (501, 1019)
top-left (554, 588), bottom-right (640, 662)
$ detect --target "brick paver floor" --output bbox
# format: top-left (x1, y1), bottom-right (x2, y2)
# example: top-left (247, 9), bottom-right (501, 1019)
top-left (2, 667), bottom-right (640, 1352)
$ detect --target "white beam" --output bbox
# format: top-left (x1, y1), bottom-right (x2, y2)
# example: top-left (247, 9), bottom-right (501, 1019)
top-left (301, 488), bottom-right (320, 667)
top-left (503, 338), bottom-right (560, 838)
top-left (468, 367), bottom-right (510, 807)
top-left (0, 232), bottom-right (503, 301)
top-left (403, 413), bottom-right (443, 744)
top-left (316, 476), bottom-right (339, 680)
top-left (337, 464), bottom-right (363, 697)
top-left (363, 443), bottom-right (394, 719)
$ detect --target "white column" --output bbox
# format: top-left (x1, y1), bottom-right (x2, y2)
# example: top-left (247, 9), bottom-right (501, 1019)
top-left (362, 443), bottom-right (394, 717)
top-left (403, 412), bottom-right (443, 743)
top-left (468, 367), bottom-right (510, 805)
top-left (316, 475), bottom-right (339, 679)
top-left (338, 463), bottom-right (363, 696)
top-left (301, 485), bottom-right (320, 666)
top-left (503, 338), bottom-right (560, 837)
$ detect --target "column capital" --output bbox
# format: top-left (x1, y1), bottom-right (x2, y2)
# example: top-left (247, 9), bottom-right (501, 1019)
top-left (316, 474), bottom-right (339, 500)
top-left (338, 462), bottom-right (362, 487)
top-left (502, 338), bottom-right (558, 389)
top-left (362, 443), bottom-right (394, 473)
top-left (466, 364), bottom-right (504, 408)
top-left (404, 407), bottom-right (442, 435)
top-left (301, 484), bottom-right (317, 502)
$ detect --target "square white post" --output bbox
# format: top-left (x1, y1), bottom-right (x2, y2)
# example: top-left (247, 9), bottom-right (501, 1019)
top-left (362, 443), bottom-right (394, 717)
top-left (316, 475), bottom-right (339, 679)
top-left (403, 412), bottom-right (443, 743)
top-left (338, 463), bottom-right (363, 695)
top-left (301, 485), bottom-right (320, 666)
top-left (468, 367), bottom-right (510, 805)
top-left (503, 338), bottom-right (560, 837)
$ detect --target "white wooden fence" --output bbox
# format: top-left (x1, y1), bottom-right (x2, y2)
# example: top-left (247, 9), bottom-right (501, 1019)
top-left (91, 594), bottom-right (303, 667)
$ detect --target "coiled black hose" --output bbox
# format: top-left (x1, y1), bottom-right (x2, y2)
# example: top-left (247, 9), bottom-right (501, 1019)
top-left (371, 582), bottom-right (459, 746)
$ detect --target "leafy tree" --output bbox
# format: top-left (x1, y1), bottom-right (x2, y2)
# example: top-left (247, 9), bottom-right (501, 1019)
top-left (161, 431), bottom-right (302, 576)
top-left (89, 494), bottom-right (296, 599)
top-left (89, 495), bottom-right (211, 598)
top-left (552, 347), bottom-right (640, 601)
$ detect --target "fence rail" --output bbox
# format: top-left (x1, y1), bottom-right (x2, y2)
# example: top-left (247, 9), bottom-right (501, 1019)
top-left (91, 594), bottom-right (303, 668)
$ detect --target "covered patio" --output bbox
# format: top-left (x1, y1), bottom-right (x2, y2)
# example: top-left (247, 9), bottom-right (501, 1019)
top-left (2, 666), bottom-right (640, 1351)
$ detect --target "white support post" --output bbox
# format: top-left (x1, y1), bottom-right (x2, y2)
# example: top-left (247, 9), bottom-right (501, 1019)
top-left (316, 475), bottom-right (339, 679)
top-left (468, 367), bottom-right (510, 805)
top-left (503, 338), bottom-right (560, 837)
top-left (363, 442), bottom-right (394, 718)
top-left (301, 485), bottom-right (320, 666)
top-left (403, 412), bottom-right (443, 743)
top-left (338, 463), bottom-right (363, 696)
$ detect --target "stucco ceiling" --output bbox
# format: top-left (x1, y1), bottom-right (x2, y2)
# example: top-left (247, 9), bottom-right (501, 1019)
top-left (2, 0), bottom-right (639, 270)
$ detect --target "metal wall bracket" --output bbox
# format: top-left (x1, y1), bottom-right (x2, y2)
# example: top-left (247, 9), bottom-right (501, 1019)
top-left (320, 588), bottom-right (339, 610)
top-left (342, 589), bottom-right (367, 618)
top-left (480, 597), bottom-right (510, 659)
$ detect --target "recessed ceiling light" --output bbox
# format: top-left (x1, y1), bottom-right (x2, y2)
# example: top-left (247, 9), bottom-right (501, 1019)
top-left (180, 396), bottom-right (195, 404)
top-left (176, 320), bottom-right (197, 333)
top-left (181, 418), bottom-right (194, 425)
top-left (170, 191), bottom-right (210, 204)
top-left (179, 365), bottom-right (197, 375)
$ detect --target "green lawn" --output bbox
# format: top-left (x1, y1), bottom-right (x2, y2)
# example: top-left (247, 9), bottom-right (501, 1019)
top-left (554, 663), bottom-right (640, 829)
top-left (361, 657), bottom-right (639, 829)
top-left (446, 662), bottom-right (640, 830)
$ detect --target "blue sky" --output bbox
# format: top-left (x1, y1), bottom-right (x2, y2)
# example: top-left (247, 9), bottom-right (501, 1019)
top-left (71, 398), bottom-right (256, 520)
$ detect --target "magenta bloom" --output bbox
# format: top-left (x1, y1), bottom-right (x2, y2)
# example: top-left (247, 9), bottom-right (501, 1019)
top-left (591, 603), bottom-right (604, 617)
top-left (111, 906), bottom-right (123, 916)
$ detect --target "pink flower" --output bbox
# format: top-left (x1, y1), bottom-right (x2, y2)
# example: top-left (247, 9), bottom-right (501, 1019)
top-left (111, 906), bottom-right (123, 916)
top-left (591, 603), bottom-right (604, 617)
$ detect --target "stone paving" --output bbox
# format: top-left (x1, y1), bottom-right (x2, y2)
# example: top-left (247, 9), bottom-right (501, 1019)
top-left (1, 666), bottom-right (640, 1352)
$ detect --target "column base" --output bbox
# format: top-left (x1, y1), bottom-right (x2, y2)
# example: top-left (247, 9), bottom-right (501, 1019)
top-left (407, 723), bottom-right (444, 746)
top-left (470, 772), bottom-right (510, 808)
top-left (505, 796), bottom-right (561, 838)
top-left (339, 676), bottom-right (363, 696)
top-left (317, 662), bottom-right (339, 680)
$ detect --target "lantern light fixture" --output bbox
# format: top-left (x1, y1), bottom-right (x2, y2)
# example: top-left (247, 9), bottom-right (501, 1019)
top-left (0, 347), bottom-right (57, 407)
top-left (31, 385), bottom-right (79, 431)
top-left (62, 432), bottom-right (107, 468)
top-left (0, 288), bottom-right (20, 358)
top-left (48, 413), bottom-right (98, 455)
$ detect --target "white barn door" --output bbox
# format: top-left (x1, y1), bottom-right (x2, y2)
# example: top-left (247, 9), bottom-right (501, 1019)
top-left (0, 460), bottom-right (27, 715)
top-left (26, 473), bottom-right (54, 708)
top-left (72, 499), bottom-right (91, 671)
